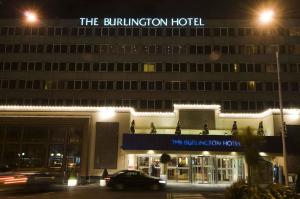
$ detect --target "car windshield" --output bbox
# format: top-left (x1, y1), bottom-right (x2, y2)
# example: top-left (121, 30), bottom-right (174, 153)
top-left (111, 170), bottom-right (126, 177)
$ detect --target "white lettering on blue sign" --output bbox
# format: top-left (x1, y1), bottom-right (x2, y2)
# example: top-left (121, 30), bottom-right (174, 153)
top-left (80, 17), bottom-right (205, 27)
top-left (171, 139), bottom-right (241, 147)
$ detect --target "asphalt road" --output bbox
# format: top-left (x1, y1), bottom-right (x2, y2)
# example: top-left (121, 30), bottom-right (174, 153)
top-left (0, 184), bottom-right (225, 199)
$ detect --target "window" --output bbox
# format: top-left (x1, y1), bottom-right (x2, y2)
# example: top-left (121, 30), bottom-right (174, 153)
top-left (290, 82), bottom-right (299, 91)
top-left (240, 82), bottom-right (247, 91)
top-left (266, 82), bottom-right (273, 91)
top-left (214, 82), bottom-right (222, 91)
top-left (214, 63), bottom-right (221, 72)
top-left (205, 63), bottom-right (211, 72)
top-left (143, 64), bottom-right (155, 72)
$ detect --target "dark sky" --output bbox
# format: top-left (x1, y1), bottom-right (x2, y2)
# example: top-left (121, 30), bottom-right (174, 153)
top-left (0, 0), bottom-right (300, 19)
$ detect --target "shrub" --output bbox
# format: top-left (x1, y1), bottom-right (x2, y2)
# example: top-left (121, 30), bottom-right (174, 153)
top-left (224, 180), bottom-right (249, 199)
top-left (267, 184), bottom-right (298, 199)
top-left (225, 181), bottom-right (298, 199)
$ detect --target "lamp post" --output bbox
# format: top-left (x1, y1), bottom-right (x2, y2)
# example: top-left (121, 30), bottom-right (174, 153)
top-left (258, 9), bottom-right (289, 186)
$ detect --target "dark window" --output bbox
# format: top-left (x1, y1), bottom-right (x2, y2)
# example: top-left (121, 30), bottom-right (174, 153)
top-left (141, 81), bottom-right (147, 90)
top-left (240, 82), bottom-right (247, 91)
top-left (266, 82), bottom-right (273, 91)
top-left (256, 82), bottom-right (263, 91)
top-left (198, 82), bottom-right (205, 90)
top-left (230, 82), bottom-right (237, 91)
top-left (240, 64), bottom-right (246, 72)
top-left (255, 64), bottom-right (262, 72)
top-left (156, 81), bottom-right (162, 90)
top-left (291, 82), bottom-right (299, 91)
top-left (190, 82), bottom-right (197, 90)
top-left (214, 82), bottom-right (222, 91)
top-left (205, 82), bottom-right (212, 90)
top-left (205, 63), bottom-right (211, 72)
top-left (222, 64), bottom-right (229, 72)
top-left (214, 63), bottom-right (221, 72)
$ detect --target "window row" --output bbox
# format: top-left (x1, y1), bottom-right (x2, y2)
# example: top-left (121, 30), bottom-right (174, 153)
top-left (1, 80), bottom-right (300, 92)
top-left (0, 98), bottom-right (298, 111)
top-left (2, 62), bottom-right (300, 73)
top-left (1, 26), bottom-right (296, 37)
top-left (1, 44), bottom-right (300, 55)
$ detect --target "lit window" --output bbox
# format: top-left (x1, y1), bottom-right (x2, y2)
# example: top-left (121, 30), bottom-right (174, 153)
top-left (248, 81), bottom-right (256, 91)
top-left (143, 64), bottom-right (155, 72)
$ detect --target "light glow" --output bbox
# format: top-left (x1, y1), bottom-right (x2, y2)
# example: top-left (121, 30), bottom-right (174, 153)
top-left (99, 108), bottom-right (116, 119)
top-left (259, 10), bottom-right (275, 25)
top-left (67, 179), bottom-right (77, 187)
top-left (128, 154), bottom-right (135, 170)
top-left (24, 11), bottom-right (38, 23)
top-left (202, 151), bottom-right (210, 155)
top-left (147, 150), bottom-right (155, 154)
top-left (3, 176), bottom-right (28, 185)
top-left (259, 152), bottom-right (267, 157)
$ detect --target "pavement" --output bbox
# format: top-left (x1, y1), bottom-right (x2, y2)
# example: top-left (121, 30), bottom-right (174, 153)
top-left (0, 183), bottom-right (226, 199)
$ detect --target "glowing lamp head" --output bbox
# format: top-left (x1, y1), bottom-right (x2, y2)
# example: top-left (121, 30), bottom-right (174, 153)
top-left (24, 11), bottom-right (38, 23)
top-left (259, 9), bottom-right (275, 25)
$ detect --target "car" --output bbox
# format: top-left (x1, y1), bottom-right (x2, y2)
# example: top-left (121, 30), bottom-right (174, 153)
top-left (0, 165), bottom-right (56, 192)
top-left (106, 170), bottom-right (166, 191)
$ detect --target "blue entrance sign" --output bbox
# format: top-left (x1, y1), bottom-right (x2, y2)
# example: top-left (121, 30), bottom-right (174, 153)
top-left (171, 139), bottom-right (241, 147)
top-left (122, 134), bottom-right (282, 153)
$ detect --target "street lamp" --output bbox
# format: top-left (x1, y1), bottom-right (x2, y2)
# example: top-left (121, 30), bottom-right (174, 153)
top-left (23, 10), bottom-right (39, 24)
top-left (258, 9), bottom-right (289, 186)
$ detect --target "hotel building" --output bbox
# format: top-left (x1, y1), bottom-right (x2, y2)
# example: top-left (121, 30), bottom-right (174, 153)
top-left (0, 18), bottom-right (300, 184)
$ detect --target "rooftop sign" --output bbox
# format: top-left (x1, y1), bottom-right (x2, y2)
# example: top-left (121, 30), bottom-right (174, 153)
top-left (79, 17), bottom-right (205, 27)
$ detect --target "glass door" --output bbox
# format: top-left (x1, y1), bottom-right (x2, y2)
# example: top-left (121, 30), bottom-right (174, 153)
top-left (192, 156), bottom-right (214, 184)
top-left (177, 156), bottom-right (189, 182)
top-left (217, 157), bottom-right (233, 183)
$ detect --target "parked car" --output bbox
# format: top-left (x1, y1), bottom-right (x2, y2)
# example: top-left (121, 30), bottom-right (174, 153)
top-left (106, 170), bottom-right (166, 191)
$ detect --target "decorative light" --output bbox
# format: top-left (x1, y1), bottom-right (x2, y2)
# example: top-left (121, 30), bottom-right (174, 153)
top-left (0, 105), bottom-right (299, 119)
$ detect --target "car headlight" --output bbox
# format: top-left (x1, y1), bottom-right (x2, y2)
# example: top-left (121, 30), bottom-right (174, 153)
top-left (159, 180), bottom-right (166, 184)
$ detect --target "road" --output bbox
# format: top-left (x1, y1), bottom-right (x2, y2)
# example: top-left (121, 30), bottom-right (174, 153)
top-left (0, 184), bottom-right (225, 199)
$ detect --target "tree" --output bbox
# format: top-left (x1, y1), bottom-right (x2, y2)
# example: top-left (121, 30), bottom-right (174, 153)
top-left (257, 121), bottom-right (265, 136)
top-left (231, 121), bottom-right (238, 136)
top-left (238, 127), bottom-right (262, 186)
top-left (150, 122), bottom-right (157, 134)
top-left (130, 120), bottom-right (135, 134)
top-left (175, 121), bottom-right (182, 135)
top-left (202, 123), bottom-right (209, 135)
top-left (160, 153), bottom-right (171, 175)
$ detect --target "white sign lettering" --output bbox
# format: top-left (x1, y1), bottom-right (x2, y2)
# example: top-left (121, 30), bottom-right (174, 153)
top-left (80, 17), bottom-right (205, 27)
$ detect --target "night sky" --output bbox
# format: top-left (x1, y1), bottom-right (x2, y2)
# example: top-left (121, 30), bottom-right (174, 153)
top-left (0, 0), bottom-right (300, 19)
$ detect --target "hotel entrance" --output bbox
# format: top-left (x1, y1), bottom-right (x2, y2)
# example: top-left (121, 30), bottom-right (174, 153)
top-left (133, 154), bottom-right (244, 184)
top-left (191, 156), bottom-right (214, 183)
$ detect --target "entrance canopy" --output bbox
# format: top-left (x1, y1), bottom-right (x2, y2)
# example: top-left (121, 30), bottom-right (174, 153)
top-left (122, 134), bottom-right (283, 153)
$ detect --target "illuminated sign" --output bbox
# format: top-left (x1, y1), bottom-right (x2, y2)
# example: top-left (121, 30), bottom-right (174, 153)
top-left (171, 139), bottom-right (241, 147)
top-left (80, 17), bottom-right (205, 27)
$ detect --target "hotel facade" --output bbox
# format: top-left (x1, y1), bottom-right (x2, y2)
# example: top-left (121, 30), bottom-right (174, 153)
top-left (0, 18), bottom-right (300, 184)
